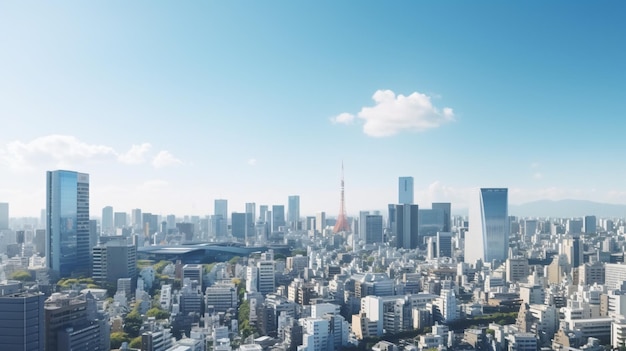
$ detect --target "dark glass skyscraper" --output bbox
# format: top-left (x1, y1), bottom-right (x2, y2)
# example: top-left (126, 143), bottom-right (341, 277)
top-left (46, 170), bottom-right (90, 278)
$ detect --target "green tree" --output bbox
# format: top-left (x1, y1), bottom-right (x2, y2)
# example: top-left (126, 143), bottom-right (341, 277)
top-left (110, 332), bottom-right (130, 349)
top-left (153, 260), bottom-right (172, 274)
top-left (228, 256), bottom-right (241, 265)
top-left (129, 336), bottom-right (143, 349)
top-left (290, 249), bottom-right (307, 256)
top-left (203, 263), bottom-right (216, 274)
top-left (146, 307), bottom-right (170, 320)
top-left (123, 311), bottom-right (143, 338)
top-left (11, 270), bottom-right (33, 281)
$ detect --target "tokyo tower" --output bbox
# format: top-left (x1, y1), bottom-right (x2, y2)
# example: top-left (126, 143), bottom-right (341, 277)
top-left (333, 162), bottom-right (351, 233)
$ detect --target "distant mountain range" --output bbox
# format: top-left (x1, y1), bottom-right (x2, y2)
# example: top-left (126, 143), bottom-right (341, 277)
top-left (452, 199), bottom-right (626, 218)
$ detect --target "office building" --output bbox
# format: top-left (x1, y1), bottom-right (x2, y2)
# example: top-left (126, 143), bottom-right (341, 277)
top-left (272, 205), bottom-right (286, 232)
top-left (394, 204), bottom-right (419, 250)
top-left (316, 211), bottom-right (326, 235)
top-left (114, 212), bottom-right (127, 229)
top-left (92, 239), bottom-right (137, 287)
top-left (365, 214), bottom-right (384, 244)
top-left (204, 283), bottom-right (238, 313)
top-left (46, 170), bottom-right (90, 278)
top-left (45, 292), bottom-right (109, 351)
top-left (436, 232), bottom-right (453, 258)
top-left (214, 199), bottom-right (228, 222)
top-left (101, 206), bottom-right (113, 235)
top-left (0, 202), bottom-right (8, 230)
top-left (232, 212), bottom-right (253, 241)
top-left (465, 188), bottom-right (509, 264)
top-left (398, 177), bottom-right (414, 205)
top-left (0, 281), bottom-right (45, 351)
top-left (182, 264), bottom-right (203, 288)
top-left (584, 215), bottom-right (597, 234)
top-left (131, 208), bottom-right (142, 230)
top-left (562, 235), bottom-right (584, 269)
top-left (245, 202), bottom-right (256, 225)
top-left (258, 255), bottom-right (276, 295)
top-left (566, 218), bottom-right (584, 235)
top-left (288, 195), bottom-right (300, 230)
top-left (259, 205), bottom-right (269, 223)
top-left (432, 202), bottom-right (451, 232)
top-left (418, 208), bottom-right (445, 239)
top-left (301, 318), bottom-right (331, 351)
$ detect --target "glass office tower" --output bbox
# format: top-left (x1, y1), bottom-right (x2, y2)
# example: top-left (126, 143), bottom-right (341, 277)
top-left (46, 170), bottom-right (90, 278)
top-left (465, 188), bottom-right (509, 264)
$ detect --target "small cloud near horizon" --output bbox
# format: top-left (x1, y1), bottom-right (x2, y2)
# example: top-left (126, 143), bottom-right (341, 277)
top-left (332, 89), bottom-right (454, 137)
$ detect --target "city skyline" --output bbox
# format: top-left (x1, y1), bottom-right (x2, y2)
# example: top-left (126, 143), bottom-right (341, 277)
top-left (1, 2), bottom-right (625, 217)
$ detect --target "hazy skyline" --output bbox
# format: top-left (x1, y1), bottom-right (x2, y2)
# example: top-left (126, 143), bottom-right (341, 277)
top-left (1, 2), bottom-right (625, 217)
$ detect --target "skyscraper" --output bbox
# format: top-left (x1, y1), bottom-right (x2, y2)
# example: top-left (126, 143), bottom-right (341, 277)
top-left (46, 170), bottom-right (90, 278)
top-left (101, 206), bottom-right (113, 235)
top-left (214, 199), bottom-right (228, 222)
top-left (272, 205), bottom-right (285, 232)
top-left (365, 214), bottom-right (384, 244)
top-left (245, 202), bottom-right (256, 225)
top-left (394, 204), bottom-right (419, 250)
top-left (0, 202), bottom-right (8, 230)
top-left (398, 177), bottom-right (414, 205)
top-left (432, 202), bottom-right (451, 232)
top-left (287, 195), bottom-right (300, 230)
top-left (465, 188), bottom-right (509, 264)
top-left (131, 208), bottom-right (142, 230)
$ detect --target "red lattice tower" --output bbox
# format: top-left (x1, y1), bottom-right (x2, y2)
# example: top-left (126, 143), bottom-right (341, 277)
top-left (333, 162), bottom-right (351, 233)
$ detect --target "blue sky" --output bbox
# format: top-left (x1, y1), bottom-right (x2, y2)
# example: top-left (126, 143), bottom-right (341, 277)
top-left (1, 1), bottom-right (625, 217)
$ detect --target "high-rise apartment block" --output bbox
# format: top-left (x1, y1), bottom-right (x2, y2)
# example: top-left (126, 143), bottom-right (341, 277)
top-left (46, 170), bottom-right (90, 278)
top-left (465, 188), bottom-right (509, 264)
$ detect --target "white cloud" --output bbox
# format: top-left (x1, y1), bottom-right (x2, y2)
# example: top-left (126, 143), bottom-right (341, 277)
top-left (248, 158), bottom-right (257, 166)
top-left (118, 143), bottom-right (152, 164)
top-left (330, 112), bottom-right (355, 125)
top-left (0, 135), bottom-right (182, 171)
top-left (152, 150), bottom-right (183, 169)
top-left (533, 172), bottom-right (543, 180)
top-left (334, 89), bottom-right (455, 137)
top-left (0, 134), bottom-right (116, 170)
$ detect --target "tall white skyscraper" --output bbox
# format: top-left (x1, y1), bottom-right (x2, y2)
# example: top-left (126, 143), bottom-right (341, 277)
top-left (398, 177), bottom-right (414, 204)
top-left (316, 211), bottom-right (326, 235)
top-left (465, 188), bottom-right (509, 264)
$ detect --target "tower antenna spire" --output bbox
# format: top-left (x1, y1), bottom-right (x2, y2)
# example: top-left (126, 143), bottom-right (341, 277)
top-left (333, 161), bottom-right (350, 233)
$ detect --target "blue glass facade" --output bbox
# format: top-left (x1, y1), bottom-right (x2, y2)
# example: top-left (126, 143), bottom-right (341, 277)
top-left (46, 170), bottom-right (90, 278)
top-left (466, 188), bottom-right (509, 264)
